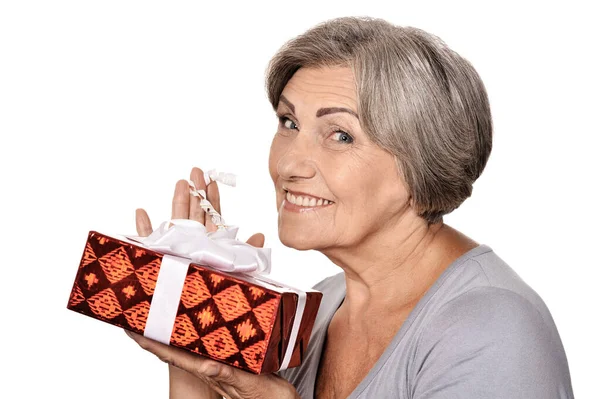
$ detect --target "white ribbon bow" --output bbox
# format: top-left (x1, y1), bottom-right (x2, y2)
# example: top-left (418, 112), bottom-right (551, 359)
top-left (128, 219), bottom-right (271, 275)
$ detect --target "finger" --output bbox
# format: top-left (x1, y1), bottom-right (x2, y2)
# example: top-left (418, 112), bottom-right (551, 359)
top-left (125, 331), bottom-right (237, 398)
top-left (203, 362), bottom-right (289, 399)
top-left (172, 179), bottom-right (191, 220)
top-left (125, 330), bottom-right (222, 380)
top-left (168, 366), bottom-right (225, 399)
top-left (191, 360), bottom-right (251, 398)
top-left (205, 181), bottom-right (221, 232)
top-left (246, 233), bottom-right (265, 248)
top-left (135, 209), bottom-right (153, 237)
top-left (189, 167), bottom-right (206, 224)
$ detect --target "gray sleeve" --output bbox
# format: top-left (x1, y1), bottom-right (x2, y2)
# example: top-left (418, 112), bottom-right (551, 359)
top-left (412, 287), bottom-right (574, 399)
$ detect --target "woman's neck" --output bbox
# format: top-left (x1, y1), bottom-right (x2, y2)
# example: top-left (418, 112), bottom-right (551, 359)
top-left (322, 220), bottom-right (477, 324)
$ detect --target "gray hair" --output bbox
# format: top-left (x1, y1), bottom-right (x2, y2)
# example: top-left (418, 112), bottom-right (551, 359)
top-left (265, 16), bottom-right (493, 225)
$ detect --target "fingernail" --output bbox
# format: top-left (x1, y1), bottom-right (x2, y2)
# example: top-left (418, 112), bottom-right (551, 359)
top-left (124, 329), bottom-right (133, 338)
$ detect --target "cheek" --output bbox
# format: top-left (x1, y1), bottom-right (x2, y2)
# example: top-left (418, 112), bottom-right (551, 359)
top-left (324, 156), bottom-right (366, 204)
top-left (268, 136), bottom-right (282, 182)
top-left (268, 143), bottom-right (281, 210)
top-left (331, 158), bottom-right (405, 213)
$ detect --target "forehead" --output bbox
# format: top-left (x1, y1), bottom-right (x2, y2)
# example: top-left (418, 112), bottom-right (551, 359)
top-left (280, 66), bottom-right (357, 111)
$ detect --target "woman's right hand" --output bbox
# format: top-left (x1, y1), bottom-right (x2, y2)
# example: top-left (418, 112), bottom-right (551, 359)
top-left (135, 167), bottom-right (265, 399)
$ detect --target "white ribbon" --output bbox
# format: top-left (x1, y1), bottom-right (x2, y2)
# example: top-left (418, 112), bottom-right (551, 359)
top-left (253, 275), bottom-right (308, 372)
top-left (143, 254), bottom-right (189, 344)
top-left (189, 169), bottom-right (237, 229)
top-left (280, 291), bottom-right (306, 371)
top-left (204, 169), bottom-right (236, 187)
top-left (128, 219), bottom-right (271, 275)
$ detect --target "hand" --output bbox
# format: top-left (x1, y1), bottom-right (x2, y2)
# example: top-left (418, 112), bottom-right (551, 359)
top-left (135, 166), bottom-right (264, 242)
top-left (130, 167), bottom-right (297, 399)
top-left (125, 331), bottom-right (300, 399)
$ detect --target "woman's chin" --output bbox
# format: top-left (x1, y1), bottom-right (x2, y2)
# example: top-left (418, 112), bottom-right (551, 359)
top-left (279, 231), bottom-right (319, 251)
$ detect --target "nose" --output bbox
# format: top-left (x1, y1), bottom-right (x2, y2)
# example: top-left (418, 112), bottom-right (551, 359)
top-left (276, 133), bottom-right (317, 182)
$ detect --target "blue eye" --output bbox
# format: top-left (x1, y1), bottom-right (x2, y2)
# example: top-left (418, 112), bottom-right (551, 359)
top-left (278, 116), bottom-right (298, 130)
top-left (332, 131), bottom-right (354, 144)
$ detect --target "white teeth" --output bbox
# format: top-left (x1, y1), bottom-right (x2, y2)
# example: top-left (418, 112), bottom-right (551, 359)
top-left (285, 191), bottom-right (331, 207)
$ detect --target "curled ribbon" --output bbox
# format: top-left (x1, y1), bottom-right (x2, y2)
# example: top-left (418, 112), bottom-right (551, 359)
top-left (189, 169), bottom-right (237, 229)
top-left (128, 219), bottom-right (271, 275)
top-left (204, 169), bottom-right (236, 187)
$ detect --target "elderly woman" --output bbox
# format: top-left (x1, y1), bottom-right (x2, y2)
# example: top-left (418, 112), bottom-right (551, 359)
top-left (127, 17), bottom-right (574, 399)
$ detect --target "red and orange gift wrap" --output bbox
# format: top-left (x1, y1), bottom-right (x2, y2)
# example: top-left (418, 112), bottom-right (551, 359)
top-left (66, 223), bottom-right (322, 374)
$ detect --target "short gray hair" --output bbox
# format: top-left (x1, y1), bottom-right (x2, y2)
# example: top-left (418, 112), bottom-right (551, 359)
top-left (265, 16), bottom-right (493, 224)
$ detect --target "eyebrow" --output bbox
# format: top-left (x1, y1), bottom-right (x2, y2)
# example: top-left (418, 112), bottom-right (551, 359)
top-left (279, 95), bottom-right (359, 120)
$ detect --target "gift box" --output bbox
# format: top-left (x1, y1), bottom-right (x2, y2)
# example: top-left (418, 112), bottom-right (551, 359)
top-left (67, 230), bottom-right (322, 374)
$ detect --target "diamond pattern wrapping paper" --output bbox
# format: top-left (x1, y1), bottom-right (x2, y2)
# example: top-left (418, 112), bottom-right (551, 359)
top-left (67, 231), bottom-right (323, 374)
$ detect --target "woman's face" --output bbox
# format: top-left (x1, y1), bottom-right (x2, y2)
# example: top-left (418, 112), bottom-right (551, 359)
top-left (268, 66), bottom-right (412, 252)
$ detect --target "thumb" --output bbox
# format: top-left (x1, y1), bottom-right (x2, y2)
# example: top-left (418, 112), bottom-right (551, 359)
top-left (246, 233), bottom-right (265, 248)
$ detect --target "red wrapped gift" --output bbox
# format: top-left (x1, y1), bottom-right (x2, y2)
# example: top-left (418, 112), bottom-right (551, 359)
top-left (67, 230), bottom-right (322, 374)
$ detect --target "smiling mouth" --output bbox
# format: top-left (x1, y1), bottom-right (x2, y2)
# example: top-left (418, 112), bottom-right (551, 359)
top-left (284, 190), bottom-right (334, 208)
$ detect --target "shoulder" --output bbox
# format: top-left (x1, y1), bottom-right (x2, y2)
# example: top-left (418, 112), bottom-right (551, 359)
top-left (309, 271), bottom-right (345, 329)
top-left (412, 285), bottom-right (573, 398)
top-left (436, 248), bottom-right (559, 328)
top-left (422, 285), bottom-right (558, 348)
top-left (311, 271), bottom-right (344, 292)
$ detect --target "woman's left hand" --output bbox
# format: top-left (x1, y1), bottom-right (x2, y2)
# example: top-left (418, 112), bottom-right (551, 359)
top-left (125, 314), bottom-right (300, 399)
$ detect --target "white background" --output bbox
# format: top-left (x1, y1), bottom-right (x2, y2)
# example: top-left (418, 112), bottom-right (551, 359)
top-left (1, 1), bottom-right (597, 397)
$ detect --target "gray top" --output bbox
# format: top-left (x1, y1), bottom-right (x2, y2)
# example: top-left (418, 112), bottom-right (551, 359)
top-left (278, 244), bottom-right (574, 398)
